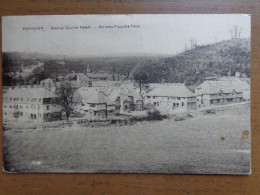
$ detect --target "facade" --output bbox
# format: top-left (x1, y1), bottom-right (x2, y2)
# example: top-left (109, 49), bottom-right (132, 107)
top-left (216, 77), bottom-right (250, 100)
top-left (145, 83), bottom-right (196, 114)
top-left (40, 78), bottom-right (56, 92)
top-left (133, 94), bottom-right (144, 111)
top-left (195, 80), bottom-right (244, 107)
top-left (3, 87), bottom-right (62, 123)
top-left (120, 94), bottom-right (135, 113)
top-left (76, 87), bottom-right (116, 120)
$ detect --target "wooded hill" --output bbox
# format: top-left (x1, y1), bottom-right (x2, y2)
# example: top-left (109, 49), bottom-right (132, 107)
top-left (129, 38), bottom-right (250, 85)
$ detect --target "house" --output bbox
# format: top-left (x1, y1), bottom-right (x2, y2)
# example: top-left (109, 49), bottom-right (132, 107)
top-left (76, 87), bottom-right (116, 120)
top-left (216, 77), bottom-right (250, 100)
top-left (133, 93), bottom-right (144, 111)
top-left (106, 88), bottom-right (121, 115)
top-left (40, 78), bottom-right (56, 92)
top-left (75, 73), bottom-right (93, 87)
top-left (119, 94), bottom-right (135, 113)
top-left (145, 83), bottom-right (196, 114)
top-left (3, 86), bottom-right (62, 123)
top-left (195, 80), bottom-right (244, 107)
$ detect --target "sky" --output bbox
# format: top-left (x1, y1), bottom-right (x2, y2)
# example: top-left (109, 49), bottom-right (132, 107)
top-left (2, 14), bottom-right (251, 57)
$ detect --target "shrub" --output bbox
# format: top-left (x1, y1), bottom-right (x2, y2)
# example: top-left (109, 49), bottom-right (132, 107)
top-left (204, 109), bottom-right (216, 114)
top-left (146, 109), bottom-right (164, 120)
top-left (174, 116), bottom-right (186, 121)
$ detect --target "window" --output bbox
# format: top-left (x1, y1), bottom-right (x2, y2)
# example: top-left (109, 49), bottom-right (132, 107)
top-left (4, 105), bottom-right (7, 108)
top-left (46, 113), bottom-right (50, 118)
top-left (81, 102), bottom-right (86, 106)
top-left (153, 96), bottom-right (156, 99)
top-left (38, 98), bottom-right (41, 102)
top-left (176, 103), bottom-right (179, 107)
top-left (88, 81), bottom-right (92, 87)
top-left (182, 102), bottom-right (184, 106)
top-left (46, 105), bottom-right (50, 110)
top-left (154, 102), bottom-right (156, 106)
top-left (90, 104), bottom-right (95, 107)
top-left (173, 103), bottom-right (175, 107)
top-left (147, 96), bottom-right (150, 99)
top-left (10, 105), bottom-right (12, 108)
top-left (177, 97), bottom-right (181, 100)
top-left (20, 106), bottom-right (23, 109)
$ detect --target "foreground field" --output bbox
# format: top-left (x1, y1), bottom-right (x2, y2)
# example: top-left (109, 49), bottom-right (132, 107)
top-left (3, 104), bottom-right (251, 174)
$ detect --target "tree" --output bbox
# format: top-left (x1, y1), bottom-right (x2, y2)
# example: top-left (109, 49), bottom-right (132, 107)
top-left (189, 39), bottom-right (197, 49)
top-left (133, 72), bottom-right (148, 94)
top-left (57, 81), bottom-right (74, 122)
top-left (230, 25), bottom-right (242, 39)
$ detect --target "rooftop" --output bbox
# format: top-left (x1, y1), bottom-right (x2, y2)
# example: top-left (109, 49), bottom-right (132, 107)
top-left (196, 80), bottom-right (248, 95)
top-left (147, 83), bottom-right (195, 97)
top-left (78, 87), bottom-right (114, 105)
top-left (3, 87), bottom-right (58, 103)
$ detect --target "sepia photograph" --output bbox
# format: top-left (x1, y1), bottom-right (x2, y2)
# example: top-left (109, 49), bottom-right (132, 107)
top-left (2, 14), bottom-right (251, 174)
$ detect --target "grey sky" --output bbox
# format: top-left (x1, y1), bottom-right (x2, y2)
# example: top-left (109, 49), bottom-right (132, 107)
top-left (2, 14), bottom-right (251, 57)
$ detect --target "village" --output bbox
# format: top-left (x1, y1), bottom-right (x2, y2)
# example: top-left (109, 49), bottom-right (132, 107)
top-left (2, 63), bottom-right (250, 126)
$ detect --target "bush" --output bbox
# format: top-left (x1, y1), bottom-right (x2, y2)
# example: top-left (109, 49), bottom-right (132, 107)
top-left (204, 109), bottom-right (216, 114)
top-left (146, 109), bottom-right (164, 120)
top-left (174, 116), bottom-right (186, 121)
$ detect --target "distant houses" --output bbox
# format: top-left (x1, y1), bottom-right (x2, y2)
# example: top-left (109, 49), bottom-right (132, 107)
top-left (3, 87), bottom-right (62, 122)
top-left (2, 71), bottom-right (250, 123)
top-left (195, 78), bottom-right (249, 107)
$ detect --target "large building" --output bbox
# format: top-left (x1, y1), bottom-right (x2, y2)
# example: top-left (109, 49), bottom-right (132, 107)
top-left (3, 87), bottom-right (62, 123)
top-left (145, 83), bottom-right (196, 114)
top-left (195, 80), bottom-right (244, 107)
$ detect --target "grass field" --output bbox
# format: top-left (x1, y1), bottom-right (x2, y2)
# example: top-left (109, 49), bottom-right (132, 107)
top-left (3, 103), bottom-right (251, 174)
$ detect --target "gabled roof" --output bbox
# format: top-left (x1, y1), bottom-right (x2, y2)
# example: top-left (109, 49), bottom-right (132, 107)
top-left (78, 87), bottom-right (114, 105)
top-left (3, 87), bottom-right (58, 103)
top-left (106, 88), bottom-right (121, 102)
top-left (196, 80), bottom-right (244, 95)
top-left (147, 83), bottom-right (195, 97)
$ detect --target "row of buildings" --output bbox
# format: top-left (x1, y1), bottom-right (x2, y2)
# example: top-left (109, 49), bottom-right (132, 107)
top-left (2, 75), bottom-right (250, 123)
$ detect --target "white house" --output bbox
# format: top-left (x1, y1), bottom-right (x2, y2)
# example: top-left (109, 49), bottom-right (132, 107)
top-left (145, 83), bottom-right (196, 114)
top-left (3, 86), bottom-right (62, 123)
top-left (195, 80), bottom-right (244, 107)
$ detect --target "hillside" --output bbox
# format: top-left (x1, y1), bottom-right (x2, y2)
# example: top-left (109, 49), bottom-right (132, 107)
top-left (130, 38), bottom-right (250, 85)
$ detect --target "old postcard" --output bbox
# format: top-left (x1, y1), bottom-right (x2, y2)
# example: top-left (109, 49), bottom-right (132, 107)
top-left (2, 14), bottom-right (251, 174)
